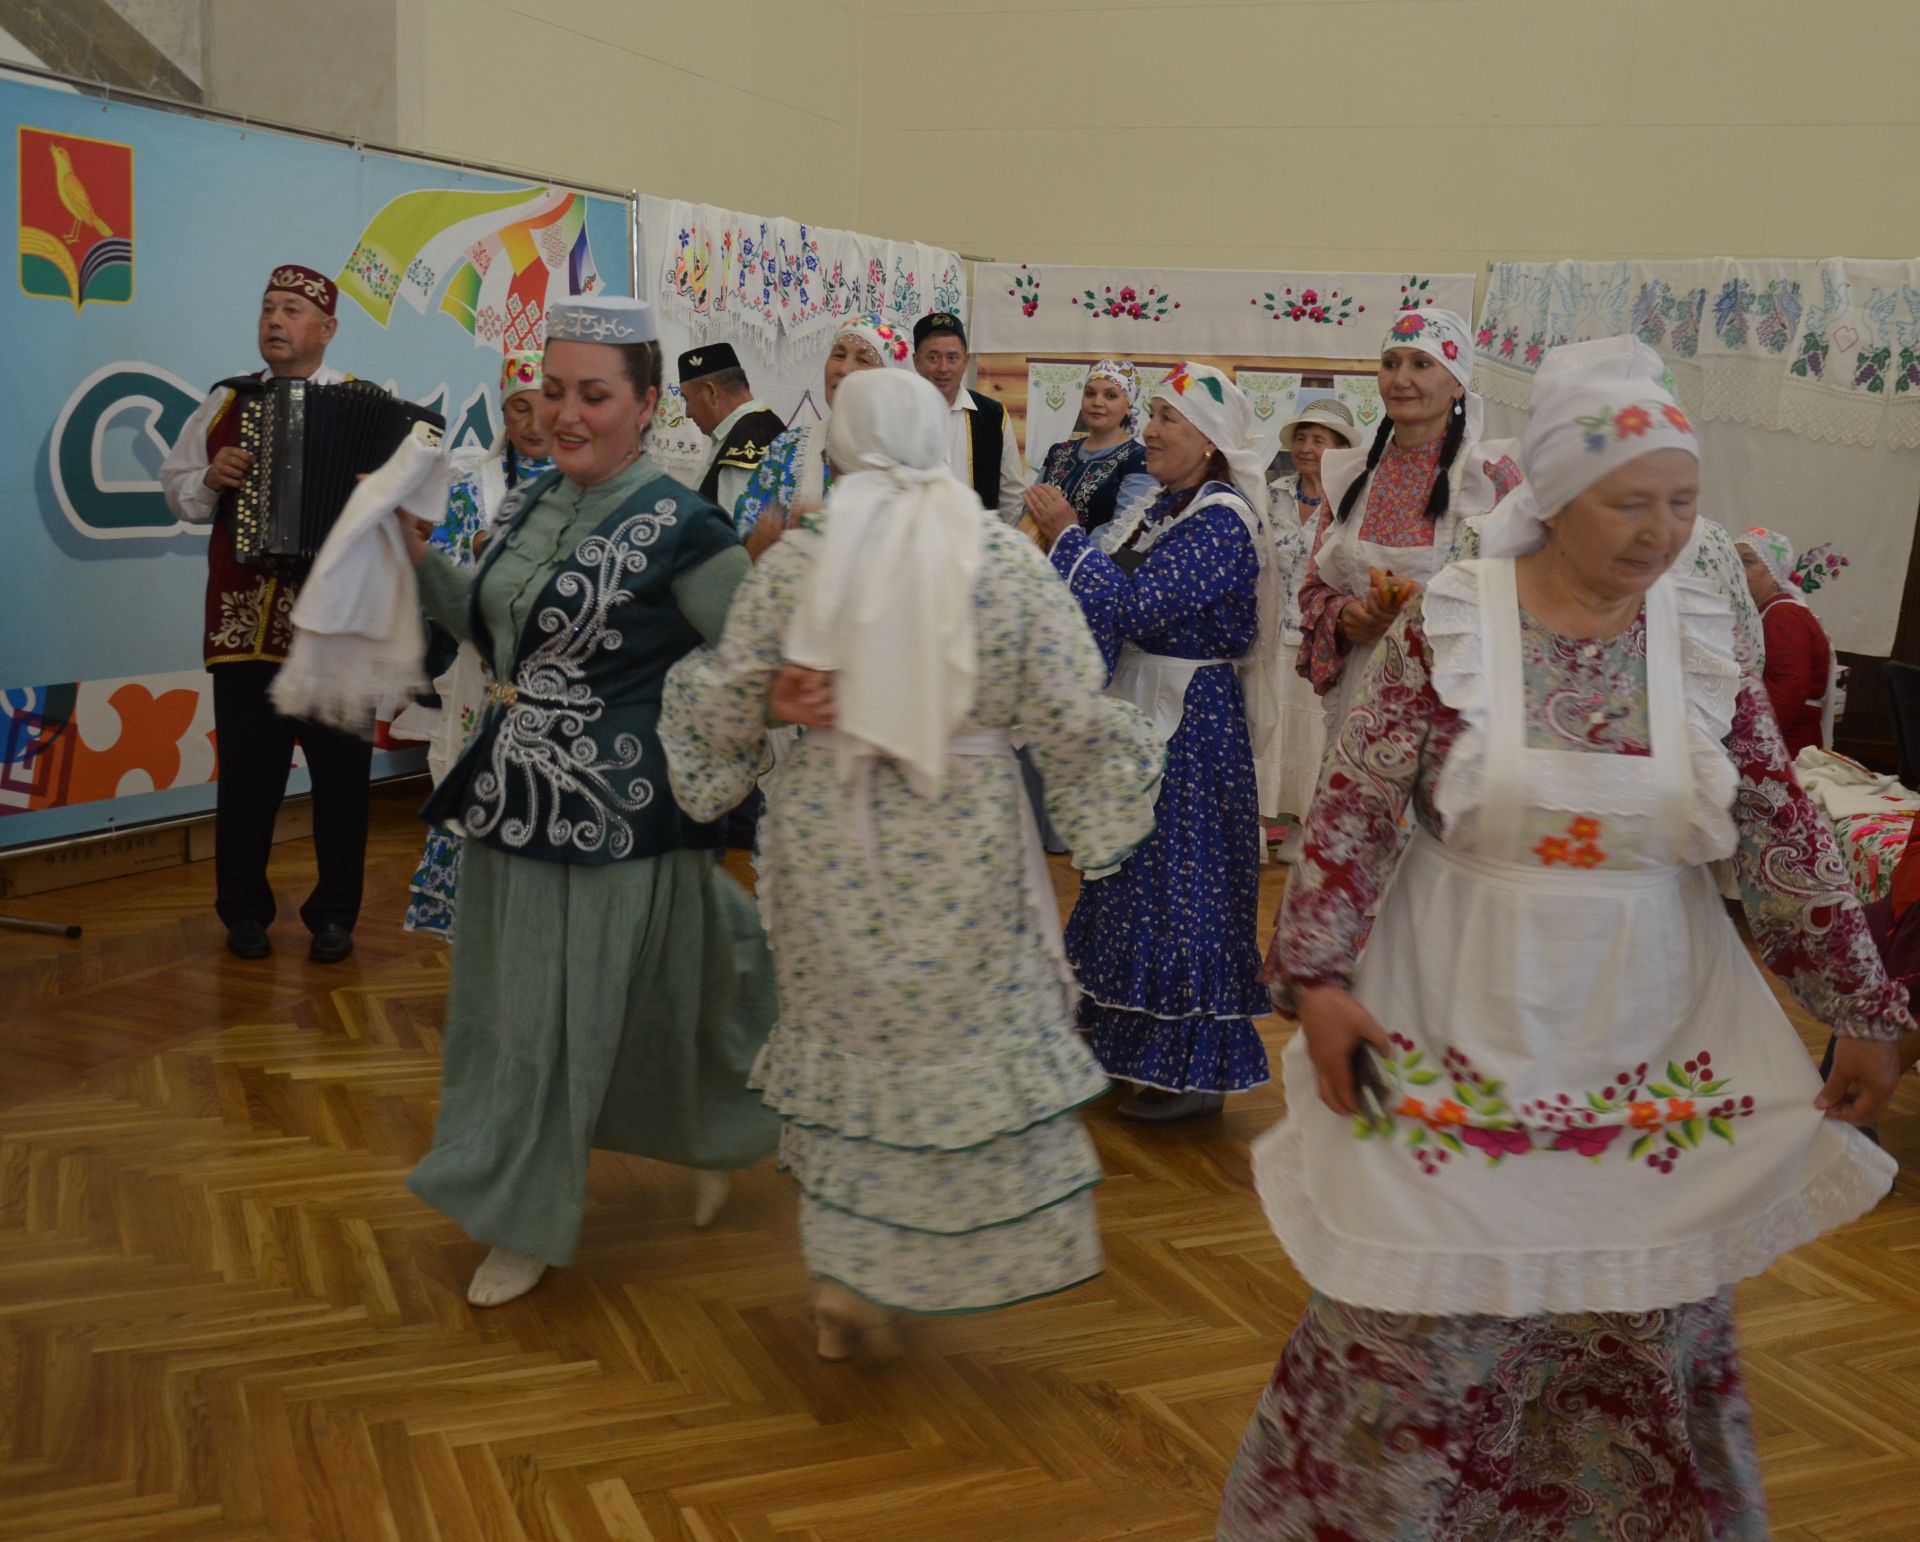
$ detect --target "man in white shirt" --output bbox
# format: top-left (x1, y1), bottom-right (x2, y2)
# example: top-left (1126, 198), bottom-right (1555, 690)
top-left (157, 264), bottom-right (372, 965)
top-left (912, 312), bottom-right (1028, 523)
top-left (677, 343), bottom-right (786, 521)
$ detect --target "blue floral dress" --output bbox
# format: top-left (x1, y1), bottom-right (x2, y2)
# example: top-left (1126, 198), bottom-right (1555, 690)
top-left (1049, 480), bottom-right (1273, 1092)
top-left (404, 452), bottom-right (553, 938)
top-left (731, 423), bottom-right (828, 535)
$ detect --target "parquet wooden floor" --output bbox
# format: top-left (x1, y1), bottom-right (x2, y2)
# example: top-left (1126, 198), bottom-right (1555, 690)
top-left (2, 784), bottom-right (1918, 1540)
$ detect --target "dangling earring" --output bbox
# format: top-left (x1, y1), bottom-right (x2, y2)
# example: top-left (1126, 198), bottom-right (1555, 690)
top-left (1452, 399), bottom-right (1465, 418)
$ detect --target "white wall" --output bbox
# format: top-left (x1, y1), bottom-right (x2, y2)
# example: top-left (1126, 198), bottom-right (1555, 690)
top-left (855, 0), bottom-right (1920, 270)
top-left (203, 0), bottom-right (402, 143)
top-left (402, 0), bottom-right (867, 226)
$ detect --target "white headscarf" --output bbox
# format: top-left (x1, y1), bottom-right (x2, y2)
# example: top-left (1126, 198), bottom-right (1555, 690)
top-left (488, 349), bottom-right (545, 457)
top-left (1741, 526), bottom-right (1799, 593)
top-left (834, 312), bottom-right (913, 371)
top-left (784, 369), bottom-right (984, 798)
top-left (1383, 307), bottom-right (1475, 389)
top-left (1087, 358), bottom-right (1144, 430)
top-left (1148, 362), bottom-right (1286, 769)
top-left (786, 314), bottom-right (917, 506)
top-left (1479, 337), bottom-right (1700, 558)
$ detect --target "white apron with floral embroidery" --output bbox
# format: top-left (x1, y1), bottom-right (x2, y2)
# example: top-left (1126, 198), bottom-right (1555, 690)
top-left (1252, 557), bottom-right (1894, 1318)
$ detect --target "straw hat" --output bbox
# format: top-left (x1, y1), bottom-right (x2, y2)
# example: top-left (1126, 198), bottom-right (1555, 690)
top-left (1278, 396), bottom-right (1363, 451)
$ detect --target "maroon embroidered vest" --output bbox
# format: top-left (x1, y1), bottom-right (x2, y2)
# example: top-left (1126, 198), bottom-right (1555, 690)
top-left (201, 372), bottom-right (297, 667)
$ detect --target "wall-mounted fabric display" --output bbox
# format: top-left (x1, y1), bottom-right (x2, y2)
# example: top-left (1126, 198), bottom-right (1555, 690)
top-left (638, 197), bottom-right (966, 489)
top-left (654, 198), bottom-right (965, 370)
top-left (1475, 257), bottom-right (1920, 657)
top-left (975, 265), bottom-right (1474, 359)
top-left (1476, 394), bottom-right (1918, 658)
top-left (1475, 257), bottom-right (1920, 449)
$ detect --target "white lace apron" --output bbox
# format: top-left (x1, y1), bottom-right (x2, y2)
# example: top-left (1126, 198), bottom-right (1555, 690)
top-left (1251, 558), bottom-right (1894, 1317)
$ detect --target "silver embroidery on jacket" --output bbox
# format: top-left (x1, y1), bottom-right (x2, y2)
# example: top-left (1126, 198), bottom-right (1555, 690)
top-left (463, 505), bottom-right (678, 858)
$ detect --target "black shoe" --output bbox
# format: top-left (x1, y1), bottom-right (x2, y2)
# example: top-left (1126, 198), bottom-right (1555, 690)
top-left (226, 921), bottom-right (272, 959)
top-left (309, 925), bottom-right (354, 964)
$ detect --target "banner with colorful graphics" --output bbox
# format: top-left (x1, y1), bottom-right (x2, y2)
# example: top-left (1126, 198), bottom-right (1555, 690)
top-left (0, 72), bottom-right (632, 848)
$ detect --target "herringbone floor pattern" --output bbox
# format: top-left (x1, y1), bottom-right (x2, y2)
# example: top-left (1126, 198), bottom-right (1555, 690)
top-left (2, 785), bottom-right (1917, 1540)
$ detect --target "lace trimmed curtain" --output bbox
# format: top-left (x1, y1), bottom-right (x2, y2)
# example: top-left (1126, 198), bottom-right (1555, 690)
top-left (1474, 258), bottom-right (1920, 450)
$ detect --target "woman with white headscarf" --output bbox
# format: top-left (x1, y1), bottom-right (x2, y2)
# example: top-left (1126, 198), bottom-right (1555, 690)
top-left (1455, 334), bottom-right (1768, 674)
top-left (1738, 526), bottom-right (1837, 758)
top-left (1222, 339), bottom-right (1906, 1538)
top-left (661, 368), bottom-right (1162, 1358)
top-left (1023, 359), bottom-right (1156, 538)
top-left (1262, 397), bottom-right (1363, 858)
top-left (1295, 309), bottom-right (1523, 729)
top-left (731, 312), bottom-right (912, 558)
top-left (1029, 363), bottom-right (1286, 1121)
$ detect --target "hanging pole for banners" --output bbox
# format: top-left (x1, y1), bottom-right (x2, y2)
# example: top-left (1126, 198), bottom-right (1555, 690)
top-left (628, 191), bottom-right (642, 299)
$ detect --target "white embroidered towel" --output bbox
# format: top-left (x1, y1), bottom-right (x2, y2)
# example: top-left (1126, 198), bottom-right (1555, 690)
top-left (271, 422), bottom-right (450, 737)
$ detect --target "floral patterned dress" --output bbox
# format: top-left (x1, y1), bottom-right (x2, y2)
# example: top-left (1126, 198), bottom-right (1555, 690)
top-left (1049, 481), bottom-right (1274, 1093)
top-left (1221, 564), bottom-right (1907, 1540)
top-left (659, 513), bottom-right (1163, 1313)
top-left (402, 451), bottom-right (553, 938)
top-left (731, 423), bottom-right (829, 536)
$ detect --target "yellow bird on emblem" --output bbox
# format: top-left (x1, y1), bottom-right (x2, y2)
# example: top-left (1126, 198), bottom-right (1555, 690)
top-left (50, 144), bottom-right (113, 244)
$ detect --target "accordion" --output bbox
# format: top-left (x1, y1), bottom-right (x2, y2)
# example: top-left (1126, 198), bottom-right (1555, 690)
top-left (217, 376), bottom-right (445, 568)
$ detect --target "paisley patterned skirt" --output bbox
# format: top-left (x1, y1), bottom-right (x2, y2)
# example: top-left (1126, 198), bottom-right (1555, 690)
top-left (1217, 1290), bottom-right (1766, 1541)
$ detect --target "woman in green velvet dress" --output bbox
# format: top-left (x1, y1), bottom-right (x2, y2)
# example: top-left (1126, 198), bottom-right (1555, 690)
top-left (399, 296), bottom-right (778, 1307)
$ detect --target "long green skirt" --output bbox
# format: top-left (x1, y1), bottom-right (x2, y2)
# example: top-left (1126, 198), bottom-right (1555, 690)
top-left (407, 842), bottom-right (780, 1266)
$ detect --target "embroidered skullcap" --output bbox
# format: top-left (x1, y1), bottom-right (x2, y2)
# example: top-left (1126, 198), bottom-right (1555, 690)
top-left (546, 295), bottom-right (657, 345)
top-left (265, 264), bottom-right (337, 316)
top-left (1381, 307), bottom-right (1473, 389)
top-left (1086, 359), bottom-right (1144, 424)
top-left (913, 311), bottom-right (967, 351)
top-left (1741, 527), bottom-right (1796, 589)
top-left (498, 350), bottom-right (542, 401)
top-left (1279, 395), bottom-right (1363, 451)
top-left (1479, 337), bottom-right (1699, 559)
top-left (677, 342), bottom-right (744, 382)
top-left (835, 312), bottom-right (913, 368)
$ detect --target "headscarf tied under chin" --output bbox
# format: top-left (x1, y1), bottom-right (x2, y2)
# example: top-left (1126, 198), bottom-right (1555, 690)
top-left (1149, 362), bottom-right (1286, 771)
top-left (1087, 357), bottom-right (1143, 429)
top-left (1479, 336), bottom-right (1700, 559)
top-left (784, 369), bottom-right (984, 799)
top-left (1742, 526), bottom-right (1798, 592)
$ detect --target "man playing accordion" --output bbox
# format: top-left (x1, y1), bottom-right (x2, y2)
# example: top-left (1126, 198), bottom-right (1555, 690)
top-left (158, 263), bottom-right (372, 964)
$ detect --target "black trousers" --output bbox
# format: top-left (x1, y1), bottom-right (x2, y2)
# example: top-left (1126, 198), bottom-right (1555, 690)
top-left (211, 661), bottom-right (373, 934)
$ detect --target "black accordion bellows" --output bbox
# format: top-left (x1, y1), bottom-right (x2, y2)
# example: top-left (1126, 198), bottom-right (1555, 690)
top-left (217, 376), bottom-right (445, 568)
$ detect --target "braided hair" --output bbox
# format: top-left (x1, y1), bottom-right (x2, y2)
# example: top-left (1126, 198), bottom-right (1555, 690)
top-left (1334, 396), bottom-right (1469, 523)
top-left (1334, 416), bottom-right (1393, 524)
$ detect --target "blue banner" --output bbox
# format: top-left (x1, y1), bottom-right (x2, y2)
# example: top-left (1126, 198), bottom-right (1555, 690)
top-left (0, 73), bottom-right (632, 847)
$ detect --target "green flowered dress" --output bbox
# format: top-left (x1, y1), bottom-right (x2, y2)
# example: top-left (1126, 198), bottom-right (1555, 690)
top-left (660, 513), bottom-right (1164, 1313)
